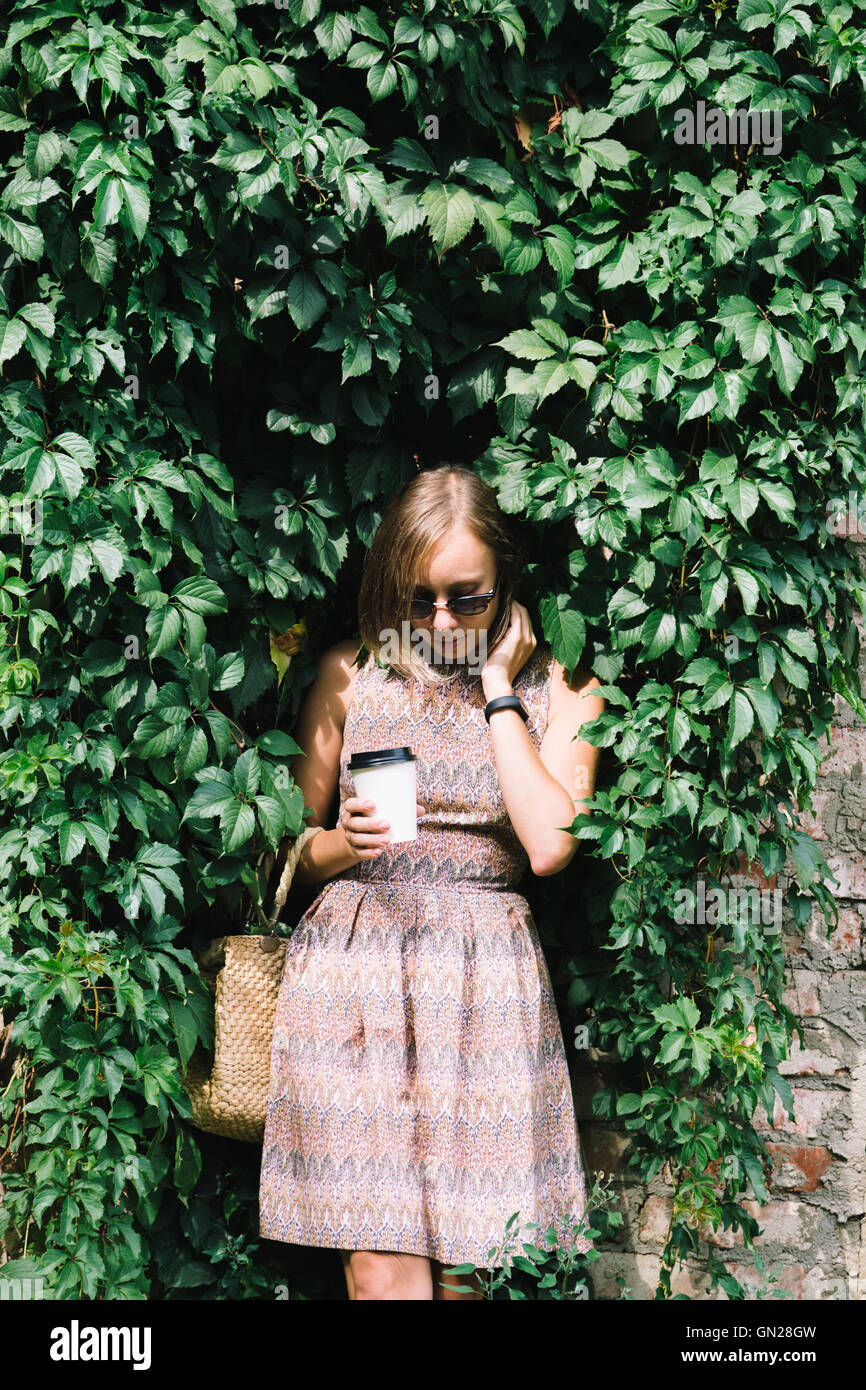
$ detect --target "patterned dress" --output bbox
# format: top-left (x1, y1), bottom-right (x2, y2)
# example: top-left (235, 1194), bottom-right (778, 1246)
top-left (258, 639), bottom-right (593, 1269)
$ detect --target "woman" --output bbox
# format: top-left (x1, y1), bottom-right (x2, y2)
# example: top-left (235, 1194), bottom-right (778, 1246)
top-left (258, 463), bottom-right (604, 1300)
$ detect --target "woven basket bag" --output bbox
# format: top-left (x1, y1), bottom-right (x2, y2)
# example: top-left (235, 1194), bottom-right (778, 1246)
top-left (179, 824), bottom-right (324, 1143)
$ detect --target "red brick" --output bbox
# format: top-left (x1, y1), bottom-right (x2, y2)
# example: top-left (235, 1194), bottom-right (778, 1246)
top-left (728, 853), bottom-right (777, 890)
top-left (706, 1197), bottom-right (821, 1246)
top-left (806, 905), bottom-right (863, 963)
top-left (754, 1086), bottom-right (840, 1138)
top-left (817, 727), bottom-right (866, 778)
top-left (796, 790), bottom-right (831, 841)
top-left (766, 1144), bottom-right (833, 1192)
top-left (823, 852), bottom-right (866, 899)
top-left (638, 1194), bottom-right (672, 1244)
top-left (782, 970), bottom-right (821, 1016)
top-left (777, 1035), bottom-right (845, 1076)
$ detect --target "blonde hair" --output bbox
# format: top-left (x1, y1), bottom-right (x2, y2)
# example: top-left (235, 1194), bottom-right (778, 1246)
top-left (357, 463), bottom-right (523, 684)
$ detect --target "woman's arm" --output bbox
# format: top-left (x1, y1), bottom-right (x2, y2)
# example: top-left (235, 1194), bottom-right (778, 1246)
top-left (483, 654), bottom-right (604, 878)
top-left (284, 638), bottom-right (363, 888)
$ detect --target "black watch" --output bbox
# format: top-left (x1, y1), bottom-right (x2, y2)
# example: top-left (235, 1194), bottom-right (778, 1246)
top-left (484, 695), bottom-right (529, 724)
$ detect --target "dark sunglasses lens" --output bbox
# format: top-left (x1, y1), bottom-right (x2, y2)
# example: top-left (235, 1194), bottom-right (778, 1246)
top-left (450, 597), bottom-right (488, 615)
top-left (409, 600), bottom-right (433, 618)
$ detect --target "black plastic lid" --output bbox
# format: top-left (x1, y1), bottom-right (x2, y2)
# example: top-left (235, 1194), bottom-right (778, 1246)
top-left (348, 746), bottom-right (416, 771)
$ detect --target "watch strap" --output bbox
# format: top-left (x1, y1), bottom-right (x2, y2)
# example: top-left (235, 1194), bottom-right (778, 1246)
top-left (484, 694), bottom-right (529, 724)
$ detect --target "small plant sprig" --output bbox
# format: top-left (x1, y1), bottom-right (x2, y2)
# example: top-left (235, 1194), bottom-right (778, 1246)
top-left (441, 1170), bottom-right (622, 1300)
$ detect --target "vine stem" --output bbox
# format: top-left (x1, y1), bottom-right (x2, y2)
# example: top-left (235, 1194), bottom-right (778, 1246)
top-left (0, 1097), bottom-right (24, 1164)
top-left (178, 639), bottom-right (248, 750)
top-left (654, 1167), bottom-right (684, 1298)
top-left (257, 129), bottom-right (278, 160)
top-left (0, 1055), bottom-right (25, 1101)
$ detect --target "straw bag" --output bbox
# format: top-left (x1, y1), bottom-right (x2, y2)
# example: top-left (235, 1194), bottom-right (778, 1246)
top-left (180, 824), bottom-right (324, 1143)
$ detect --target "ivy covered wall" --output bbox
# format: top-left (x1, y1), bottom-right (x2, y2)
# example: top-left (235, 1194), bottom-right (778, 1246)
top-left (0, 0), bottom-right (865, 1299)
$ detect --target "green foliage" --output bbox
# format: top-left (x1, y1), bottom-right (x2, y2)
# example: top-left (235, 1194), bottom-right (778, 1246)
top-left (442, 1170), bottom-right (621, 1300)
top-left (1, 0), bottom-right (865, 1300)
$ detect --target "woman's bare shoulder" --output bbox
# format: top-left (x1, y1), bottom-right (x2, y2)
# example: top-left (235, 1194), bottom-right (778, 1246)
top-left (313, 637), bottom-right (366, 716)
top-left (547, 655), bottom-right (603, 720)
top-left (319, 635), bottom-right (365, 672)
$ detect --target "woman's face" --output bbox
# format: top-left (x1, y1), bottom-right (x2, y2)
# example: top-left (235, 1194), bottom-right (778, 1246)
top-left (409, 529), bottom-right (501, 661)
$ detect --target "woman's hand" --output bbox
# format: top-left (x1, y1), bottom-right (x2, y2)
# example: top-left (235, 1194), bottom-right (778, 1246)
top-left (480, 599), bottom-right (537, 694)
top-left (339, 796), bottom-right (427, 861)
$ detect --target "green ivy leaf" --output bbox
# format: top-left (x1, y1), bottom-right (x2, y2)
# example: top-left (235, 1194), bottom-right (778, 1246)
top-left (541, 591), bottom-right (586, 669)
top-left (420, 182), bottom-right (476, 252)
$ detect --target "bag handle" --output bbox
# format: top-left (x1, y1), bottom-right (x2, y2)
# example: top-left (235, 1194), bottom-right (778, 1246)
top-left (263, 823), bottom-right (325, 931)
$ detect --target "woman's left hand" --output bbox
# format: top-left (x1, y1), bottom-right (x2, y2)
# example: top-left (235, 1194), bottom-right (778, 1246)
top-left (480, 599), bottom-right (537, 692)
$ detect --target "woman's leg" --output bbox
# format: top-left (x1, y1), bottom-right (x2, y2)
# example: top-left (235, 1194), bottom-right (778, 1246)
top-left (339, 1249), bottom-right (434, 1300)
top-left (431, 1260), bottom-right (486, 1300)
top-left (339, 1249), bottom-right (357, 1300)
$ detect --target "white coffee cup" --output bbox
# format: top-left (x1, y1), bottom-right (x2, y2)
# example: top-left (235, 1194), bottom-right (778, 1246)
top-left (347, 746), bottom-right (418, 843)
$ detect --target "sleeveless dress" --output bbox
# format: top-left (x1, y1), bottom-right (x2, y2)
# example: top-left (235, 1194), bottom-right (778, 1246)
top-left (258, 639), bottom-right (593, 1269)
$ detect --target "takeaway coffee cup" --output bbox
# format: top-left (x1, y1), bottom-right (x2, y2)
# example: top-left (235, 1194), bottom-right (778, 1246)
top-left (347, 746), bottom-right (418, 844)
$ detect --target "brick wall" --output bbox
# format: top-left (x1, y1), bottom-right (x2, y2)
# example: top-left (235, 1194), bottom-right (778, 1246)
top-left (576, 557), bottom-right (866, 1301)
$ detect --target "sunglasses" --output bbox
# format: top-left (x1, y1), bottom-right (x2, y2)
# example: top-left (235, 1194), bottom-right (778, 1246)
top-left (409, 565), bottom-right (501, 620)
